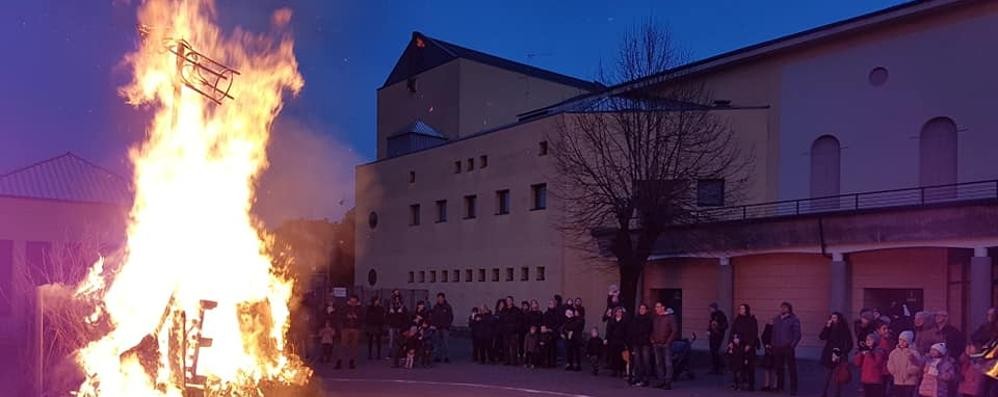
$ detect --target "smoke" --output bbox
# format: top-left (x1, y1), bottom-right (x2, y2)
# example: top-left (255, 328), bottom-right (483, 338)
top-left (254, 118), bottom-right (358, 227)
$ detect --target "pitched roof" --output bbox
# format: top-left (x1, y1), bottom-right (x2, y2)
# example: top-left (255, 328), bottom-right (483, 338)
top-left (392, 120), bottom-right (446, 138)
top-left (0, 152), bottom-right (131, 206)
top-left (383, 32), bottom-right (604, 91)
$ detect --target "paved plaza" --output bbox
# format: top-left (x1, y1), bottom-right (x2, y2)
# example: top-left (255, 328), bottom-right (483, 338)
top-left (308, 337), bottom-right (851, 397)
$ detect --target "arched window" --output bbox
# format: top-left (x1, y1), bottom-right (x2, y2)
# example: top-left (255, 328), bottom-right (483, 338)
top-left (810, 135), bottom-right (841, 212)
top-left (919, 117), bottom-right (957, 187)
top-left (810, 135), bottom-right (841, 198)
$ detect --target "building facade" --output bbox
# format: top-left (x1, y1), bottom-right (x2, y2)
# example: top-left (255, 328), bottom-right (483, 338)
top-left (356, 0), bottom-right (998, 356)
top-left (0, 152), bottom-right (130, 394)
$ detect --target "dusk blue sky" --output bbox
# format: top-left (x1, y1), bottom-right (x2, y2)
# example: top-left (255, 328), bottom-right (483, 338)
top-left (1, 0), bottom-right (906, 221)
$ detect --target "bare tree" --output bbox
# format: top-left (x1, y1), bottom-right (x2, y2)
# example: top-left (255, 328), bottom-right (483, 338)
top-left (552, 22), bottom-right (751, 312)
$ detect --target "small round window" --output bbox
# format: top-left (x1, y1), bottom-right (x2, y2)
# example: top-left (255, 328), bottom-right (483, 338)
top-left (367, 269), bottom-right (378, 286)
top-left (368, 211), bottom-right (379, 229)
top-left (868, 67), bottom-right (888, 86)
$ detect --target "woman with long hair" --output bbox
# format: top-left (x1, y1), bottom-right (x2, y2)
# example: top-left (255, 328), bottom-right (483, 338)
top-left (731, 304), bottom-right (760, 391)
top-left (819, 312), bottom-right (853, 397)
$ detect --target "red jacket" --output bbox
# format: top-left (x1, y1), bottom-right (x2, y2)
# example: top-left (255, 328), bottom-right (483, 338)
top-left (854, 348), bottom-right (887, 384)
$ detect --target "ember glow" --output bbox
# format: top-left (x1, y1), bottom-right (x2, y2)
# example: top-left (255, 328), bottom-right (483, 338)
top-left (72, 0), bottom-right (308, 395)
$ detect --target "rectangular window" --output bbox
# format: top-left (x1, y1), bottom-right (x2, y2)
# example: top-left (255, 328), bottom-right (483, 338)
top-left (430, 270), bottom-right (437, 283)
top-left (419, 271), bottom-right (426, 283)
top-left (454, 160), bottom-right (462, 173)
top-left (520, 266), bottom-right (529, 281)
top-left (539, 141), bottom-right (549, 156)
top-left (409, 171), bottom-right (416, 184)
top-left (467, 158), bottom-right (475, 170)
top-left (464, 195), bottom-right (477, 219)
top-left (408, 271), bottom-right (415, 284)
top-left (480, 155), bottom-right (488, 168)
top-left (505, 267), bottom-right (514, 282)
top-left (536, 266), bottom-right (546, 281)
top-left (697, 179), bottom-right (725, 207)
top-left (452, 269), bottom-right (460, 282)
top-left (531, 183), bottom-right (547, 210)
top-left (496, 189), bottom-right (510, 215)
top-left (492, 268), bottom-right (500, 282)
top-left (478, 269), bottom-right (487, 282)
top-left (0, 240), bottom-right (12, 316)
top-left (441, 270), bottom-right (449, 283)
top-left (465, 269), bottom-right (473, 282)
top-left (409, 204), bottom-right (421, 226)
top-left (436, 200), bottom-right (447, 222)
top-left (26, 241), bottom-right (53, 285)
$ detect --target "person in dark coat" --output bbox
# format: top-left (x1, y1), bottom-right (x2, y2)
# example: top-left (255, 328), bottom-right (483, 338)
top-left (430, 293), bottom-right (454, 363)
top-left (526, 300), bottom-right (544, 330)
top-left (494, 299), bottom-right (509, 364)
top-left (386, 289), bottom-right (409, 362)
top-left (563, 308), bottom-right (584, 371)
top-left (771, 302), bottom-right (802, 395)
top-left (971, 307), bottom-right (998, 348)
top-left (627, 303), bottom-right (653, 387)
top-left (364, 296), bottom-right (386, 360)
top-left (573, 297), bottom-right (587, 325)
top-left (412, 301), bottom-right (429, 329)
top-left (605, 307), bottom-right (629, 377)
top-left (501, 296), bottom-right (523, 365)
top-left (730, 303), bottom-right (760, 391)
top-left (481, 304), bottom-right (499, 363)
top-left (587, 327), bottom-right (605, 375)
top-left (469, 306), bottom-right (486, 363)
top-left (337, 295), bottom-right (363, 370)
top-left (542, 299), bottom-right (563, 366)
top-left (519, 301), bottom-right (531, 362)
top-left (708, 302), bottom-right (730, 375)
top-left (935, 311), bottom-right (966, 361)
top-left (819, 312), bottom-right (853, 397)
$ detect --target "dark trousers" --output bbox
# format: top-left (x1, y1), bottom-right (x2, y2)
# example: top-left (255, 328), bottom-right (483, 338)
top-left (505, 333), bottom-right (520, 364)
top-left (773, 346), bottom-right (798, 393)
top-left (891, 384), bottom-right (914, 397)
top-left (472, 338), bottom-right (489, 363)
top-left (321, 343), bottom-right (334, 363)
top-left (588, 354), bottom-right (601, 374)
top-left (709, 335), bottom-right (724, 373)
top-left (863, 383), bottom-right (885, 397)
top-left (565, 339), bottom-right (581, 368)
top-left (366, 331), bottom-right (382, 358)
top-left (631, 345), bottom-right (652, 383)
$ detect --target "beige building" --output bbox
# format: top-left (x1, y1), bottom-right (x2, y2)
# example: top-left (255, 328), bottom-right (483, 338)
top-left (357, 0), bottom-right (998, 357)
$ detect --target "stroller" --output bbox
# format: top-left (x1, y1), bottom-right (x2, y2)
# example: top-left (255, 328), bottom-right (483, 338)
top-left (671, 332), bottom-right (697, 381)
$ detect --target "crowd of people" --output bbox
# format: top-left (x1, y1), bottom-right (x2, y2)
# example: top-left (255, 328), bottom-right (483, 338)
top-left (294, 287), bottom-right (998, 397)
top-left (813, 305), bottom-right (998, 397)
top-left (302, 290), bottom-right (455, 370)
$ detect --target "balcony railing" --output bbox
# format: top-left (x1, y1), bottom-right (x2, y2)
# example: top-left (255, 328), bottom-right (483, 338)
top-left (693, 180), bottom-right (998, 223)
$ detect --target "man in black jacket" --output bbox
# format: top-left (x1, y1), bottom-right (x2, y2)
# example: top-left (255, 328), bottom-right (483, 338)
top-left (708, 302), bottom-right (729, 375)
top-left (337, 295), bottom-right (364, 369)
top-left (430, 292), bottom-right (454, 363)
top-left (386, 289), bottom-right (409, 363)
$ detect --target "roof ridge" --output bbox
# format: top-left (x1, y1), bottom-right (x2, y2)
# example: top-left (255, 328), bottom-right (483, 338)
top-left (62, 152), bottom-right (131, 186)
top-left (0, 151), bottom-right (74, 179)
top-left (414, 32), bottom-right (603, 91)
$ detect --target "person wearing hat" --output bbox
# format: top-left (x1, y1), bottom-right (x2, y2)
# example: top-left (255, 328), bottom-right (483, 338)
top-left (888, 330), bottom-right (923, 397)
top-left (708, 302), bottom-right (730, 375)
top-left (919, 343), bottom-right (956, 397)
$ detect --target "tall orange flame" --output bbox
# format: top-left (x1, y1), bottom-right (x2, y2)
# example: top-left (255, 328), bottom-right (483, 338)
top-left (73, 1), bottom-right (308, 395)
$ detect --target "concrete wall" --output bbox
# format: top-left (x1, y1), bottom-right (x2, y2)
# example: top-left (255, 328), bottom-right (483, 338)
top-left (377, 61), bottom-right (461, 159)
top-left (778, 3), bottom-right (998, 199)
top-left (457, 59), bottom-right (589, 136)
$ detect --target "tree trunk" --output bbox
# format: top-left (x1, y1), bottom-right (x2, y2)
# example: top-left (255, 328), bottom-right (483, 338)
top-left (617, 262), bottom-right (642, 314)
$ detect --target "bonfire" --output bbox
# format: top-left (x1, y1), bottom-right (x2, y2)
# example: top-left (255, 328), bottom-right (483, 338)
top-left (70, 0), bottom-right (311, 395)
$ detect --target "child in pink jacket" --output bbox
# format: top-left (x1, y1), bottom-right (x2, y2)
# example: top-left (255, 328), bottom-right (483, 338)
top-left (920, 343), bottom-right (957, 397)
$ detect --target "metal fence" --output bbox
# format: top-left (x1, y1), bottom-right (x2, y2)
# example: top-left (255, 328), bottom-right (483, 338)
top-left (694, 179), bottom-right (998, 223)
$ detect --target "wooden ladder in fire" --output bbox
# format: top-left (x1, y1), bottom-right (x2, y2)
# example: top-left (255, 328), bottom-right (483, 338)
top-left (183, 299), bottom-right (217, 397)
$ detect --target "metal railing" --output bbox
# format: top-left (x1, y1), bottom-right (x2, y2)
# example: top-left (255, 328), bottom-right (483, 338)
top-left (694, 179), bottom-right (998, 223)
